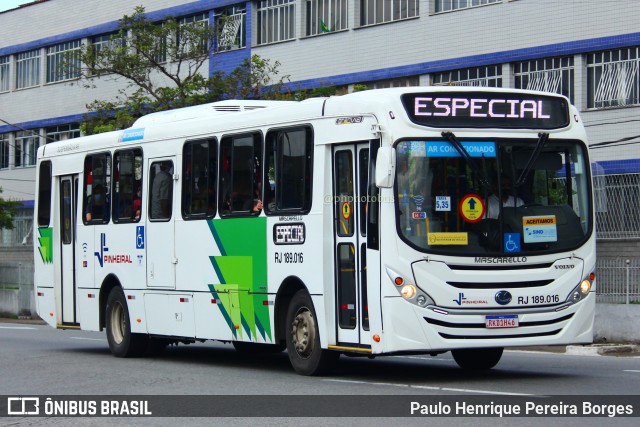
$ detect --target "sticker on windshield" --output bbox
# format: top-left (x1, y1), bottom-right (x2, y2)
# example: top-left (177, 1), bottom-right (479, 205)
top-left (523, 216), bottom-right (557, 243)
top-left (435, 196), bottom-right (451, 211)
top-left (504, 233), bottom-right (521, 253)
top-left (458, 194), bottom-right (485, 223)
top-left (428, 232), bottom-right (468, 245)
top-left (424, 141), bottom-right (496, 158)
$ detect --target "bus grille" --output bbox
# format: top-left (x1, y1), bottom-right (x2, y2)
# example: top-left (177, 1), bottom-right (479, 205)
top-left (446, 279), bottom-right (553, 289)
top-left (424, 312), bottom-right (573, 340)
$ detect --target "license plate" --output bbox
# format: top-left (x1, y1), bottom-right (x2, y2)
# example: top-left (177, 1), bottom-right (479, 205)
top-left (485, 315), bottom-right (519, 329)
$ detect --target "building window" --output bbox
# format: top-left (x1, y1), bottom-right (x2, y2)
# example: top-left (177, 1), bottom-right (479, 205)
top-left (182, 139), bottom-right (217, 218)
top-left (0, 56), bottom-right (9, 92)
top-left (16, 49), bottom-right (40, 89)
top-left (514, 56), bottom-right (574, 104)
top-left (306, 0), bottom-right (348, 36)
top-left (219, 132), bottom-right (263, 215)
top-left (361, 75), bottom-right (420, 89)
top-left (178, 12), bottom-right (210, 56)
top-left (587, 47), bottom-right (640, 109)
top-left (216, 6), bottom-right (246, 51)
top-left (14, 131), bottom-right (39, 167)
top-left (0, 134), bottom-right (9, 169)
top-left (265, 126), bottom-right (313, 214)
top-left (360, 0), bottom-right (418, 26)
top-left (45, 124), bottom-right (81, 142)
top-left (435, 0), bottom-right (500, 13)
top-left (257, 0), bottom-right (296, 45)
top-left (432, 65), bottom-right (502, 87)
top-left (46, 40), bottom-right (81, 83)
top-left (92, 33), bottom-right (126, 53)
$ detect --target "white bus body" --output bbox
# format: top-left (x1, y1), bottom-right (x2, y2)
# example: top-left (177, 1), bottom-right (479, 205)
top-left (34, 88), bottom-right (595, 374)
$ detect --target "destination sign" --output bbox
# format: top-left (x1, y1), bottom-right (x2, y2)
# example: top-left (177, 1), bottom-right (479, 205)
top-left (401, 92), bottom-right (569, 129)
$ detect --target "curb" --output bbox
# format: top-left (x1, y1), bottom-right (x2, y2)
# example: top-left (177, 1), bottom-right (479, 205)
top-left (566, 344), bottom-right (640, 356)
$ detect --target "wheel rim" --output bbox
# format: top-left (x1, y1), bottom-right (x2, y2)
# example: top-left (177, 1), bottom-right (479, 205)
top-left (291, 307), bottom-right (315, 359)
top-left (110, 301), bottom-right (125, 345)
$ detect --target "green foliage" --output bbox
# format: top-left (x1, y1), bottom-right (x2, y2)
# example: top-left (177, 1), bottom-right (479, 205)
top-left (0, 187), bottom-right (20, 230)
top-left (75, 6), bottom-right (293, 134)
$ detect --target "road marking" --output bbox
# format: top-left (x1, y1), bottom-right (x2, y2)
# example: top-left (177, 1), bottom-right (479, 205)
top-left (324, 379), bottom-right (534, 396)
top-left (70, 337), bottom-right (106, 341)
top-left (623, 370), bottom-right (640, 373)
top-left (0, 326), bottom-right (37, 330)
top-left (394, 356), bottom-right (450, 362)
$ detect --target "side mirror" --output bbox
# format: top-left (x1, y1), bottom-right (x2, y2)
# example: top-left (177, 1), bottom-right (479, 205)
top-left (375, 146), bottom-right (395, 188)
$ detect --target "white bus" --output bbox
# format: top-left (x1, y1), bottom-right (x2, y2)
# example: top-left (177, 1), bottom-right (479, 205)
top-left (34, 87), bottom-right (596, 375)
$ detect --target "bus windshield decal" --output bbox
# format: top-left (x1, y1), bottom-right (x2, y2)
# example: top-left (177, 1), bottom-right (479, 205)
top-left (403, 141), bottom-right (496, 158)
top-left (401, 92), bottom-right (569, 129)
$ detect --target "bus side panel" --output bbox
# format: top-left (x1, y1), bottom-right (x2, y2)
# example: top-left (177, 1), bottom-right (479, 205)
top-left (77, 288), bottom-right (100, 331)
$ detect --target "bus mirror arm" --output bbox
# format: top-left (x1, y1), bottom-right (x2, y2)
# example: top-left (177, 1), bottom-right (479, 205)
top-left (375, 146), bottom-right (396, 188)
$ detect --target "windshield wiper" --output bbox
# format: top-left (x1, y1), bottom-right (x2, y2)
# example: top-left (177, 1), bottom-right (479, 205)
top-left (515, 132), bottom-right (549, 187)
top-left (441, 131), bottom-right (492, 191)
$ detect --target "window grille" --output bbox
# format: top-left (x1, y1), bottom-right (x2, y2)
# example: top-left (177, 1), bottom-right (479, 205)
top-left (0, 56), bottom-right (9, 92)
top-left (435, 0), bottom-right (500, 13)
top-left (217, 6), bottom-right (246, 51)
top-left (587, 47), bottom-right (640, 109)
top-left (360, 0), bottom-right (418, 26)
top-left (306, 0), bottom-right (348, 36)
top-left (257, 0), bottom-right (296, 45)
top-left (16, 49), bottom-right (40, 89)
top-left (46, 40), bottom-right (81, 83)
top-left (432, 65), bottom-right (502, 87)
top-left (514, 56), bottom-right (574, 103)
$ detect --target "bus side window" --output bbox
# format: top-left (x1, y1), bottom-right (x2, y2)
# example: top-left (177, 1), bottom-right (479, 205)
top-left (264, 126), bottom-right (313, 215)
top-left (182, 138), bottom-right (217, 219)
top-left (113, 148), bottom-right (143, 223)
top-left (219, 132), bottom-right (262, 217)
top-left (37, 160), bottom-right (53, 227)
top-left (149, 160), bottom-right (174, 221)
top-left (83, 153), bottom-right (112, 225)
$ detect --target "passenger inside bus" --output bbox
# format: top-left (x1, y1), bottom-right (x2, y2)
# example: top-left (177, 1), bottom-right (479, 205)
top-left (85, 184), bottom-right (109, 222)
top-left (485, 175), bottom-right (524, 219)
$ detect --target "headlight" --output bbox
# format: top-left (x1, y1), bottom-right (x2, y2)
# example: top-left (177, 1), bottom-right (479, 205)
top-left (565, 274), bottom-right (593, 305)
top-left (386, 267), bottom-right (435, 307)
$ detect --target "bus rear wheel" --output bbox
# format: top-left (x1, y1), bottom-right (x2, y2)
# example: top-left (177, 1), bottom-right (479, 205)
top-left (105, 287), bottom-right (148, 357)
top-left (285, 290), bottom-right (339, 376)
top-left (451, 347), bottom-right (503, 370)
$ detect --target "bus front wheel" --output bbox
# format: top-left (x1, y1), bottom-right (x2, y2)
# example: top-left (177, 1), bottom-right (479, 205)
top-left (285, 290), bottom-right (339, 375)
top-left (105, 287), bottom-right (148, 357)
top-left (451, 347), bottom-right (503, 370)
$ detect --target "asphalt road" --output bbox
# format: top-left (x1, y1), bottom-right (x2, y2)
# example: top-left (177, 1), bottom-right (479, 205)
top-left (1, 322), bottom-right (639, 426)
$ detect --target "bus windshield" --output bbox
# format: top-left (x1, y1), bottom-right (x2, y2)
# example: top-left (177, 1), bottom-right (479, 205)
top-left (395, 138), bottom-right (592, 256)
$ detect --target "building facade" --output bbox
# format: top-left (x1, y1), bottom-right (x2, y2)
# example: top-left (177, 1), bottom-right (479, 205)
top-left (0, 0), bottom-right (639, 258)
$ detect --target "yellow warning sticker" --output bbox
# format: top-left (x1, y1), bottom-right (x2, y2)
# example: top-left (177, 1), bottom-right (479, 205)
top-left (458, 194), bottom-right (485, 223)
top-left (428, 232), bottom-right (469, 245)
top-left (342, 202), bottom-right (352, 220)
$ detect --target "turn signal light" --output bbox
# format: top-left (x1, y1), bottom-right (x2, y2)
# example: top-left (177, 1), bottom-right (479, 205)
top-left (394, 277), bottom-right (404, 286)
top-left (373, 335), bottom-right (381, 343)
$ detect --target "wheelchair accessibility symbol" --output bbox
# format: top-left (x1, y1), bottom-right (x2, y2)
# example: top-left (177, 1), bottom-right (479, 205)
top-left (504, 233), bottom-right (520, 253)
top-left (136, 226), bottom-right (145, 249)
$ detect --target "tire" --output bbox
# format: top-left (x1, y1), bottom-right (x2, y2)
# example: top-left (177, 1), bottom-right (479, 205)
top-left (105, 287), bottom-right (148, 357)
top-left (451, 347), bottom-right (503, 370)
top-left (285, 290), bottom-right (339, 376)
top-left (232, 341), bottom-right (285, 354)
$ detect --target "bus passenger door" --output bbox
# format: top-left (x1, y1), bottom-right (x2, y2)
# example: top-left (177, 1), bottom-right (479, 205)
top-left (333, 143), bottom-right (371, 347)
top-left (146, 158), bottom-right (176, 288)
top-left (59, 175), bottom-right (79, 325)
